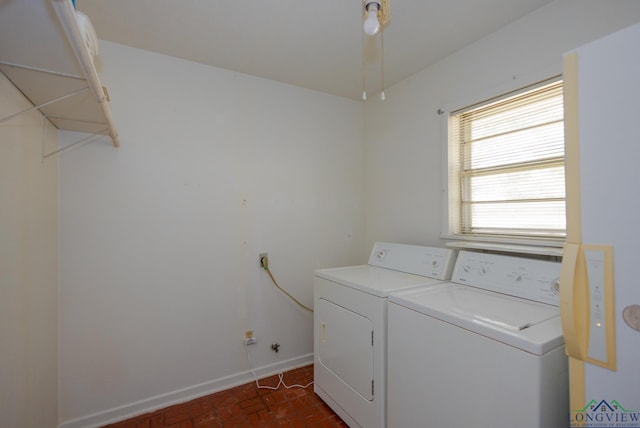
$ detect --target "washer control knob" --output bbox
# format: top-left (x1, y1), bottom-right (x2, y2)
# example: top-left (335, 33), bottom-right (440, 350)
top-left (551, 279), bottom-right (560, 294)
top-left (376, 250), bottom-right (387, 260)
top-left (432, 260), bottom-right (440, 268)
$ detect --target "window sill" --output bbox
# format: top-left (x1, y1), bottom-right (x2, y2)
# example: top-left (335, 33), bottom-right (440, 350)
top-left (444, 239), bottom-right (564, 257)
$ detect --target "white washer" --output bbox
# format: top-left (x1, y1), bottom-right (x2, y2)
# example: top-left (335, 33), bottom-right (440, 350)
top-left (314, 243), bottom-right (457, 428)
top-left (387, 250), bottom-right (569, 428)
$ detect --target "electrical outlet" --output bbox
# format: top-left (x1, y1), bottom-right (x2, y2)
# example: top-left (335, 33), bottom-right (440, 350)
top-left (244, 330), bottom-right (257, 345)
top-left (259, 253), bottom-right (268, 268)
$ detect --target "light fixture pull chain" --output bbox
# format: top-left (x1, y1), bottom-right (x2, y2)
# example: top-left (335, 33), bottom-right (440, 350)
top-left (380, 23), bottom-right (385, 101)
top-left (362, 31), bottom-right (367, 100)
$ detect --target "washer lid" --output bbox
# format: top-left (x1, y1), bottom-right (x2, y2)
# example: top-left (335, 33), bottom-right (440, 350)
top-left (389, 284), bottom-right (563, 355)
top-left (314, 265), bottom-right (445, 297)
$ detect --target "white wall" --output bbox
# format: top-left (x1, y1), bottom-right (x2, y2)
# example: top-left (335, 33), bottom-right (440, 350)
top-left (363, 0), bottom-right (640, 249)
top-left (0, 74), bottom-right (59, 427)
top-left (58, 42), bottom-right (365, 426)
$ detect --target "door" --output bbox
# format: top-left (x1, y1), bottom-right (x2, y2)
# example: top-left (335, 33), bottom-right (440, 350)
top-left (563, 22), bottom-right (640, 427)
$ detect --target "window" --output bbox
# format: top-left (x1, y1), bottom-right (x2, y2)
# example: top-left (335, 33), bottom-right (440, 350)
top-left (446, 77), bottom-right (566, 243)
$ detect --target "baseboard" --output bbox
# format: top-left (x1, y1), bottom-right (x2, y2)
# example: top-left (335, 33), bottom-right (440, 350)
top-left (58, 353), bottom-right (313, 428)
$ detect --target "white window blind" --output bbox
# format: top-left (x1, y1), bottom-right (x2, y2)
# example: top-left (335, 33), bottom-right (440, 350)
top-left (448, 78), bottom-right (566, 241)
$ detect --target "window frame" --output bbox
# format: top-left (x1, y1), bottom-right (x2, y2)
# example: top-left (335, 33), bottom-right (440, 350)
top-left (440, 71), bottom-right (566, 250)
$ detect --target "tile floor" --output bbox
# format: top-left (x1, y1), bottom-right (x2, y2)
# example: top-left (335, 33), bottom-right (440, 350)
top-left (102, 365), bottom-right (347, 427)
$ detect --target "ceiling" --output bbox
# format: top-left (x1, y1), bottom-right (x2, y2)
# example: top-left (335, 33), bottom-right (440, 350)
top-left (77, 0), bottom-right (554, 101)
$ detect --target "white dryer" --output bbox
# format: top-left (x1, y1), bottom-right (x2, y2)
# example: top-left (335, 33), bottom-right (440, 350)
top-left (314, 242), bottom-right (456, 428)
top-left (387, 250), bottom-right (569, 428)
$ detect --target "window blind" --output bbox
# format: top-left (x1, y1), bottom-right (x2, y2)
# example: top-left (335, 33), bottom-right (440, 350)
top-left (450, 78), bottom-right (565, 240)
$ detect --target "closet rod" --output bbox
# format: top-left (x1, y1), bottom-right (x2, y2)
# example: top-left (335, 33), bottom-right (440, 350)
top-left (0, 86), bottom-right (89, 125)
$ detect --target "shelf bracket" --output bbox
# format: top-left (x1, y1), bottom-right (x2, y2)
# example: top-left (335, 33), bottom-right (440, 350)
top-left (0, 61), bottom-right (85, 80)
top-left (42, 128), bottom-right (109, 159)
top-left (0, 86), bottom-right (90, 125)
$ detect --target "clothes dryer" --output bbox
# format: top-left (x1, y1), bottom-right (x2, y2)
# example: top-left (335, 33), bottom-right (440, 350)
top-left (314, 242), bottom-right (456, 428)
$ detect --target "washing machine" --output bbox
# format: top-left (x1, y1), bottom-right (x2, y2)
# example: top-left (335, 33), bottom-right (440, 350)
top-left (314, 242), bottom-right (457, 428)
top-left (387, 250), bottom-right (569, 428)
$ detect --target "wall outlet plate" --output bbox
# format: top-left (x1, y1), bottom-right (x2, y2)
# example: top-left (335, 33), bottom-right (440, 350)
top-left (259, 253), bottom-right (268, 268)
top-left (244, 330), bottom-right (257, 345)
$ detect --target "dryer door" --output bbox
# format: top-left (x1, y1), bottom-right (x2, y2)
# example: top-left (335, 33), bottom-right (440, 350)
top-left (317, 298), bottom-right (374, 400)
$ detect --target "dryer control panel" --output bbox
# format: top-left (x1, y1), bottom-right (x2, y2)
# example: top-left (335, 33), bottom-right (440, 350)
top-left (368, 242), bottom-right (456, 280)
top-left (451, 251), bottom-right (562, 306)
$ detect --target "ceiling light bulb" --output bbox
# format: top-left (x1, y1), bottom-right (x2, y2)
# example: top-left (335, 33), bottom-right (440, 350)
top-left (364, 8), bottom-right (380, 36)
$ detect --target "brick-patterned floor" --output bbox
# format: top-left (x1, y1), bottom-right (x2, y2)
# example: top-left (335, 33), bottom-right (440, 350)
top-left (102, 365), bottom-right (347, 427)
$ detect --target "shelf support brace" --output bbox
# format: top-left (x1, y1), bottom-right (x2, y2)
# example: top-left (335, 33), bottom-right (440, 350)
top-left (42, 128), bottom-right (109, 159)
top-left (0, 86), bottom-right (90, 125)
top-left (0, 61), bottom-right (85, 80)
